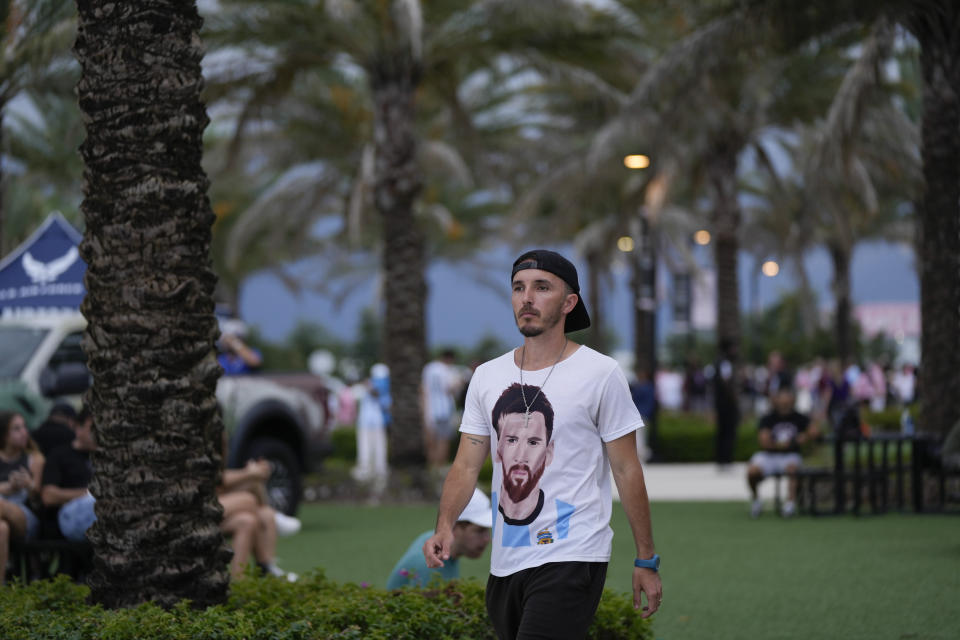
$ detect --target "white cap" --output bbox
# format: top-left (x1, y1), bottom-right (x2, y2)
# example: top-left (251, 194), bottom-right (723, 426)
top-left (220, 318), bottom-right (248, 337)
top-left (457, 488), bottom-right (492, 528)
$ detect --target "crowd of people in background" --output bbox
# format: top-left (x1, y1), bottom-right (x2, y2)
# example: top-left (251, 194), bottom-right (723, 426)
top-left (675, 353), bottom-right (917, 425)
top-left (324, 345), bottom-right (918, 496)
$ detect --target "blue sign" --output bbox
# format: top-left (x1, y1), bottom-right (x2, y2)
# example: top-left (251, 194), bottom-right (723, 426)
top-left (0, 213), bottom-right (86, 317)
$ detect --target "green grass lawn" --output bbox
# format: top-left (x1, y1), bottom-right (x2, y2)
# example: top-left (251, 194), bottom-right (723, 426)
top-left (277, 501), bottom-right (960, 640)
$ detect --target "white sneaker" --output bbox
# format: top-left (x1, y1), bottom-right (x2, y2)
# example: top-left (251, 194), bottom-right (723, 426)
top-left (265, 562), bottom-right (298, 582)
top-left (275, 512), bottom-right (302, 537)
top-left (782, 500), bottom-right (797, 518)
top-left (750, 499), bottom-right (763, 518)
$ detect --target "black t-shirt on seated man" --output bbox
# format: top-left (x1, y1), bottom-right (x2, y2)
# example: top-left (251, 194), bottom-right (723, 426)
top-left (41, 444), bottom-right (93, 490)
top-left (757, 410), bottom-right (811, 454)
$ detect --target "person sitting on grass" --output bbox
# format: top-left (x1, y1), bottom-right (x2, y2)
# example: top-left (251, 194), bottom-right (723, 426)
top-left (747, 386), bottom-right (821, 518)
top-left (1, 411), bottom-right (45, 585)
top-left (387, 488), bottom-right (491, 589)
top-left (218, 485), bottom-right (297, 582)
top-left (217, 436), bottom-right (299, 581)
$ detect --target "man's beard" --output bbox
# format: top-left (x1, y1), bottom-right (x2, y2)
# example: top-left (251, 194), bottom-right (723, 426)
top-left (516, 304), bottom-right (562, 337)
top-left (503, 462), bottom-right (546, 503)
top-left (519, 325), bottom-right (544, 337)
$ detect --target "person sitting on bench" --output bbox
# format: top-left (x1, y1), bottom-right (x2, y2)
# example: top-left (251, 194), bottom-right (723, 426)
top-left (1, 411), bottom-right (45, 585)
top-left (747, 386), bottom-right (821, 517)
top-left (40, 407), bottom-right (96, 541)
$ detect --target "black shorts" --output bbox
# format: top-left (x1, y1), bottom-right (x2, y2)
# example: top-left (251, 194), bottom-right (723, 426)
top-left (485, 561), bottom-right (608, 640)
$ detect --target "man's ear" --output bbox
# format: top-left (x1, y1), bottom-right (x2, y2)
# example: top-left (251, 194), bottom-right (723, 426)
top-left (563, 292), bottom-right (578, 315)
top-left (545, 439), bottom-right (554, 467)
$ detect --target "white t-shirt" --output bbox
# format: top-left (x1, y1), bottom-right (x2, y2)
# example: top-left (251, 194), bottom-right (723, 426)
top-left (460, 345), bottom-right (644, 577)
top-left (423, 360), bottom-right (455, 423)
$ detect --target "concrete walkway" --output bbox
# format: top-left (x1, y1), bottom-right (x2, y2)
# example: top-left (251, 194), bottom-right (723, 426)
top-left (615, 462), bottom-right (779, 502)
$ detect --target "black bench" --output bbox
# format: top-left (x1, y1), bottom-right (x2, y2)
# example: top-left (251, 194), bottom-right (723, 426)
top-left (7, 537), bottom-right (93, 584)
top-left (768, 467), bottom-right (833, 516)
top-left (787, 432), bottom-right (960, 516)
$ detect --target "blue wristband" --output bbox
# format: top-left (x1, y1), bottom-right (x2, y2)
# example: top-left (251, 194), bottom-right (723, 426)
top-left (634, 554), bottom-right (660, 572)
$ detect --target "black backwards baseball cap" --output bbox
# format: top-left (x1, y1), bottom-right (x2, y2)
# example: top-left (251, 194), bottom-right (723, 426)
top-left (511, 249), bottom-right (591, 333)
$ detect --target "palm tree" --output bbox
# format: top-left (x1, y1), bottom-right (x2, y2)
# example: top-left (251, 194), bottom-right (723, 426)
top-left (772, 2), bottom-right (956, 441)
top-left (75, 0), bottom-right (230, 608)
top-left (797, 19), bottom-right (919, 364)
top-left (0, 0), bottom-right (76, 254)
top-left (904, 2), bottom-right (960, 439)
top-left (205, 0), bottom-right (632, 467)
top-left (737, 21), bottom-right (919, 363)
top-left (584, 6), bottom-right (798, 382)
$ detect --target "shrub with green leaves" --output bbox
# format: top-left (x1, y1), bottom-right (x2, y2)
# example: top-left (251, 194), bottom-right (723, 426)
top-left (0, 573), bottom-right (652, 640)
top-left (654, 411), bottom-right (756, 462)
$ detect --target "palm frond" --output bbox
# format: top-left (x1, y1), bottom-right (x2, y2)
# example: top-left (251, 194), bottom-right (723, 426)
top-left (810, 17), bottom-right (895, 171)
top-left (224, 162), bottom-right (343, 270)
top-left (586, 10), bottom-right (752, 169)
top-left (394, 0), bottom-right (424, 60)
top-left (420, 139), bottom-right (473, 189)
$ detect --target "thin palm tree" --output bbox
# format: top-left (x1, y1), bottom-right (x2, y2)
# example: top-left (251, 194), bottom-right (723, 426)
top-left (798, 19), bottom-right (919, 364)
top-left (75, 0), bottom-right (230, 608)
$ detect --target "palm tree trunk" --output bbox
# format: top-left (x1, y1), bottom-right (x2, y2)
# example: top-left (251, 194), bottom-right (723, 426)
top-left (911, 3), bottom-right (960, 439)
top-left (585, 250), bottom-right (607, 354)
top-left (794, 259), bottom-right (818, 338)
top-left (828, 242), bottom-right (854, 366)
top-left (371, 56), bottom-right (427, 467)
top-left (706, 134), bottom-right (742, 364)
top-left (632, 215), bottom-right (657, 378)
top-left (75, 0), bottom-right (230, 608)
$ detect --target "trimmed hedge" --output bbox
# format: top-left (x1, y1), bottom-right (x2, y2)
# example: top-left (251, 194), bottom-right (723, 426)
top-left (653, 412), bottom-right (756, 463)
top-left (334, 413), bottom-right (758, 465)
top-left (330, 428), bottom-right (358, 462)
top-left (0, 572), bottom-right (652, 640)
top-left (864, 407), bottom-right (912, 432)
top-left (331, 406), bottom-right (914, 466)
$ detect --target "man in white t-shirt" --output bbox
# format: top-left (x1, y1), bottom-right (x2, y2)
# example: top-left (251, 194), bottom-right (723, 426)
top-left (423, 249), bottom-right (662, 639)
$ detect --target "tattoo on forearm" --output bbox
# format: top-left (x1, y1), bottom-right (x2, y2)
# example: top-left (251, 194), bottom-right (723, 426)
top-left (466, 436), bottom-right (485, 446)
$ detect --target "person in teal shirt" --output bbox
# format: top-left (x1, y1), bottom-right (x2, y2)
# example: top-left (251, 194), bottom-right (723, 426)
top-left (387, 488), bottom-right (491, 589)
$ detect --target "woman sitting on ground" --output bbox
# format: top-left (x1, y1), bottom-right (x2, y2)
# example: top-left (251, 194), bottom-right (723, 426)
top-left (219, 483), bottom-right (296, 581)
top-left (0, 411), bottom-right (45, 585)
top-left (217, 437), bottom-right (300, 581)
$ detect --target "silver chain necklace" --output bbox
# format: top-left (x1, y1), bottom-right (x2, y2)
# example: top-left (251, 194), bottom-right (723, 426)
top-left (519, 338), bottom-right (567, 428)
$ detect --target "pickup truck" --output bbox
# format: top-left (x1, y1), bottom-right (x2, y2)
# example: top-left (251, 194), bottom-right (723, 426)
top-left (0, 312), bottom-right (332, 515)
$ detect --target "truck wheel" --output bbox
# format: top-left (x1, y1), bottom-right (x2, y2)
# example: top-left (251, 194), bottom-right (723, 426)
top-left (246, 438), bottom-right (302, 516)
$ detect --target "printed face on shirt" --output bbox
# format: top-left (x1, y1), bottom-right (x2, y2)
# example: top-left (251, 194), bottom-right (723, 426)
top-left (771, 420), bottom-right (799, 445)
top-left (496, 411), bottom-right (554, 507)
